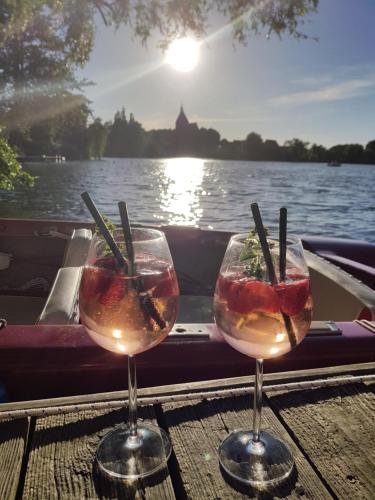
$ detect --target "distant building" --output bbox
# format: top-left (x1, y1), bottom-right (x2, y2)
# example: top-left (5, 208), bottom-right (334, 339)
top-left (175, 106), bottom-right (190, 130)
top-left (174, 106), bottom-right (198, 155)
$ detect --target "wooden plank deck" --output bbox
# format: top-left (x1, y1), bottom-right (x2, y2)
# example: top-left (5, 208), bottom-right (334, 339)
top-left (0, 363), bottom-right (374, 499)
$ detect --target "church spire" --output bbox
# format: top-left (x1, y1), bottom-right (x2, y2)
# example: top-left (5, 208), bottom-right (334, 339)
top-left (175, 105), bottom-right (189, 130)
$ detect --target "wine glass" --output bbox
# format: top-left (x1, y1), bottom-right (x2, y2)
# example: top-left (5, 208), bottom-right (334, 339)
top-left (214, 233), bottom-right (312, 487)
top-left (79, 228), bottom-right (179, 479)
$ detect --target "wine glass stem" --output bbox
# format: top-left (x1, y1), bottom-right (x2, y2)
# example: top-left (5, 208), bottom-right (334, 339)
top-left (252, 358), bottom-right (263, 443)
top-left (128, 355), bottom-right (138, 437)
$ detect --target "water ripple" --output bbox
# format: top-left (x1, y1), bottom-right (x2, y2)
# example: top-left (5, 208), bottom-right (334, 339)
top-left (0, 158), bottom-right (373, 242)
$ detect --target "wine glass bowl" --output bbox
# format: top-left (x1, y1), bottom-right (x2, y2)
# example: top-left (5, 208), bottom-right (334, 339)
top-left (214, 232), bottom-right (312, 487)
top-left (214, 234), bottom-right (312, 360)
top-left (80, 229), bottom-right (179, 356)
top-left (79, 227), bottom-right (179, 479)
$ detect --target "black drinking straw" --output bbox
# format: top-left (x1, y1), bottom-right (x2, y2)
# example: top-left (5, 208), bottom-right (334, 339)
top-left (250, 203), bottom-right (297, 349)
top-left (81, 192), bottom-right (126, 269)
top-left (278, 207), bottom-right (297, 348)
top-left (118, 201), bottom-right (135, 276)
top-left (250, 203), bottom-right (277, 285)
top-left (279, 207), bottom-right (287, 282)
top-left (118, 201), bottom-right (166, 330)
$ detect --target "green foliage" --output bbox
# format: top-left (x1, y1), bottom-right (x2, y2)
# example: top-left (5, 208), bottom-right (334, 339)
top-left (309, 143), bottom-right (327, 162)
top-left (328, 144), bottom-right (364, 165)
top-left (87, 119), bottom-right (108, 159)
top-left (94, 214), bottom-right (117, 239)
top-left (0, 135), bottom-right (35, 190)
top-left (5, 93), bottom-right (90, 160)
top-left (0, 1), bottom-right (320, 162)
top-left (106, 109), bottom-right (145, 158)
top-left (0, 0), bottom-right (92, 159)
top-left (283, 138), bottom-right (310, 162)
top-left (240, 228), bottom-right (274, 279)
top-left (1, 1), bottom-right (319, 49)
top-left (244, 132), bottom-right (264, 160)
top-left (94, 214), bottom-right (125, 257)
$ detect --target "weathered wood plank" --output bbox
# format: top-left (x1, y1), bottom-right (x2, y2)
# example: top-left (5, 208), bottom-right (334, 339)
top-left (269, 382), bottom-right (375, 500)
top-left (3, 361), bottom-right (373, 415)
top-left (22, 406), bottom-right (175, 499)
top-left (0, 417), bottom-right (29, 500)
top-left (162, 396), bottom-right (332, 499)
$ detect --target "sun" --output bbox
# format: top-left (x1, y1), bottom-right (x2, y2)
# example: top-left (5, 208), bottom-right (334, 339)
top-left (165, 37), bottom-right (200, 72)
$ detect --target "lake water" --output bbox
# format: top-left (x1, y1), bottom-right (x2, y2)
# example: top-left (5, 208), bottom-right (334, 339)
top-left (0, 158), bottom-right (374, 242)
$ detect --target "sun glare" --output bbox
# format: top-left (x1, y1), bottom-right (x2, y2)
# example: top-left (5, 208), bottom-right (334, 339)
top-left (165, 37), bottom-right (199, 72)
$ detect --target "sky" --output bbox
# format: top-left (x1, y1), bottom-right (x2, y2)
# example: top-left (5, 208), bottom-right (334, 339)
top-left (77, 0), bottom-right (375, 148)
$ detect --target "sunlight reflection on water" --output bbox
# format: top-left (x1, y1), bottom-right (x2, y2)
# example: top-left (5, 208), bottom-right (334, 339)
top-left (0, 159), bottom-right (374, 243)
top-left (157, 158), bottom-right (205, 226)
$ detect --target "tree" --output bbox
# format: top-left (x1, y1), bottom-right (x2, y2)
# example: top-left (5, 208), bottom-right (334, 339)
top-left (195, 128), bottom-right (221, 157)
top-left (309, 143), bottom-right (327, 162)
top-left (0, 0), bottom-right (320, 187)
top-left (0, 3), bottom-right (93, 131)
top-left (218, 139), bottom-right (244, 160)
top-left (328, 145), bottom-right (345, 163)
top-left (87, 118), bottom-right (108, 159)
top-left (244, 132), bottom-right (263, 160)
top-left (262, 139), bottom-right (281, 161)
top-left (0, 135), bottom-right (34, 190)
top-left (105, 109), bottom-right (145, 157)
top-left (0, 2), bottom-right (93, 161)
top-left (126, 113), bottom-right (145, 157)
top-left (2, 1), bottom-right (319, 49)
top-left (345, 144), bottom-right (364, 164)
top-left (364, 140), bottom-right (375, 164)
top-left (106, 109), bottom-right (128, 157)
top-left (283, 138), bottom-right (309, 162)
top-left (143, 129), bottom-right (174, 158)
top-left (5, 92), bottom-right (90, 159)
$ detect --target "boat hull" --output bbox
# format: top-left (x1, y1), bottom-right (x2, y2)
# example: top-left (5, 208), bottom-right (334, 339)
top-left (0, 322), bottom-right (374, 401)
top-left (1, 218), bottom-right (375, 401)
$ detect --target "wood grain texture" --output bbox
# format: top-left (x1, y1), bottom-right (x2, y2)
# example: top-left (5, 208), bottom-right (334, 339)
top-left (22, 406), bottom-right (175, 499)
top-left (0, 418), bottom-right (29, 500)
top-left (3, 360), bottom-right (373, 412)
top-left (269, 382), bottom-right (375, 499)
top-left (162, 395), bottom-right (332, 499)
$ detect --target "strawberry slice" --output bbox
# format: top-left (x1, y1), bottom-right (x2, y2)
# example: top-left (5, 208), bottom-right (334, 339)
top-left (275, 278), bottom-right (310, 316)
top-left (98, 275), bottom-right (126, 306)
top-left (152, 270), bottom-right (179, 297)
top-left (226, 279), bottom-right (280, 314)
top-left (81, 267), bottom-right (111, 299)
top-left (215, 274), bottom-right (232, 300)
top-left (95, 256), bottom-right (118, 270)
top-left (141, 268), bottom-right (179, 298)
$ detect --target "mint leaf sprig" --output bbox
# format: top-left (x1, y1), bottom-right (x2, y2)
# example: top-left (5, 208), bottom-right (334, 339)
top-left (240, 227), bottom-right (275, 280)
top-left (94, 215), bottom-right (126, 259)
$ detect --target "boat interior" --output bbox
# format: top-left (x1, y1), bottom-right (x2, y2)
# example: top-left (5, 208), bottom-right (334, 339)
top-left (0, 218), bottom-right (374, 327)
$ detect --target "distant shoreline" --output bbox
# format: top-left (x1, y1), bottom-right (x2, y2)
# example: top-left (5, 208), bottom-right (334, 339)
top-left (20, 157), bottom-right (375, 168)
top-left (83, 157), bottom-right (375, 167)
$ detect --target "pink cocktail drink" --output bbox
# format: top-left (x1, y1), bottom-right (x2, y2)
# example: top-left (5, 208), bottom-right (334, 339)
top-left (214, 272), bottom-right (312, 359)
top-left (80, 254), bottom-right (179, 355)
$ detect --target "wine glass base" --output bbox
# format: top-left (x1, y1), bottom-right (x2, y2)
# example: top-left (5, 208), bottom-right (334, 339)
top-left (96, 422), bottom-right (171, 480)
top-left (219, 430), bottom-right (294, 487)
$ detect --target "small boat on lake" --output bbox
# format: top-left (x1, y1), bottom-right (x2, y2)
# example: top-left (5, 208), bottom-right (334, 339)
top-left (0, 218), bottom-right (374, 401)
top-left (327, 161), bottom-right (342, 167)
top-left (17, 154), bottom-right (66, 163)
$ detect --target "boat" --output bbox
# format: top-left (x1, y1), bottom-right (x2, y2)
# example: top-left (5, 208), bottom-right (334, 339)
top-left (17, 155), bottom-right (66, 163)
top-left (327, 161), bottom-right (342, 167)
top-left (0, 218), bottom-right (374, 402)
